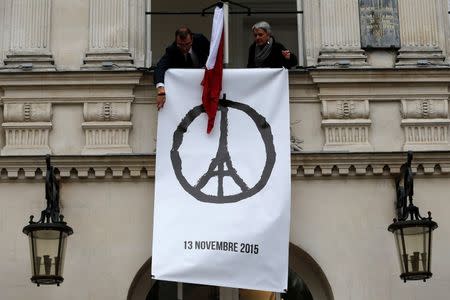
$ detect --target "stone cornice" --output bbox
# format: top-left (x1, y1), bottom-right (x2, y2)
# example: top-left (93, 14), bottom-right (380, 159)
top-left (308, 68), bottom-right (450, 83)
top-left (0, 152), bottom-right (448, 180)
top-left (291, 151), bottom-right (450, 178)
top-left (1, 70), bottom-right (450, 105)
top-left (1, 97), bottom-right (135, 104)
top-left (2, 69), bottom-right (450, 87)
top-left (0, 155), bottom-right (155, 180)
top-left (0, 71), bottom-right (142, 86)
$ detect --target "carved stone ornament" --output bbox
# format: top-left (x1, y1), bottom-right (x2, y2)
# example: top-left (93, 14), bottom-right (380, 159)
top-left (83, 102), bottom-right (131, 122)
top-left (400, 99), bottom-right (450, 150)
top-left (400, 99), bottom-right (448, 119)
top-left (321, 100), bottom-right (372, 151)
top-left (82, 102), bottom-right (132, 154)
top-left (322, 100), bottom-right (370, 119)
top-left (1, 103), bottom-right (52, 155)
top-left (1, 122), bottom-right (52, 155)
top-left (4, 103), bottom-right (52, 122)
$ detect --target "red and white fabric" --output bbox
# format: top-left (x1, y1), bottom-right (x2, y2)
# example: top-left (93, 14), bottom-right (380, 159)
top-left (201, 6), bottom-right (224, 133)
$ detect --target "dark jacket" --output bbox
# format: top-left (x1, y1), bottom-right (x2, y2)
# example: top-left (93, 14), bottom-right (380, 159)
top-left (154, 33), bottom-right (210, 85)
top-left (247, 38), bottom-right (298, 69)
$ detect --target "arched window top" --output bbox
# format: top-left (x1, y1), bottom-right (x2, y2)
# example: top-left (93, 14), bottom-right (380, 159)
top-left (128, 243), bottom-right (333, 300)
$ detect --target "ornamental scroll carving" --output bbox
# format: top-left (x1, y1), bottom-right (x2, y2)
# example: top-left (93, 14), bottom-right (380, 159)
top-left (4, 103), bottom-right (52, 122)
top-left (400, 99), bottom-right (448, 119)
top-left (321, 100), bottom-right (372, 151)
top-left (321, 100), bottom-right (369, 119)
top-left (1, 103), bottom-right (52, 155)
top-left (83, 102), bottom-right (131, 122)
top-left (400, 99), bottom-right (450, 150)
top-left (82, 102), bottom-right (132, 154)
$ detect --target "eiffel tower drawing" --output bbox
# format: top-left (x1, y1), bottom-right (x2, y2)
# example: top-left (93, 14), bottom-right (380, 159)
top-left (195, 102), bottom-right (249, 197)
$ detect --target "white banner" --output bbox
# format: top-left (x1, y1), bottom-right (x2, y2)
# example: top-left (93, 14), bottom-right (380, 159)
top-left (152, 69), bottom-right (291, 292)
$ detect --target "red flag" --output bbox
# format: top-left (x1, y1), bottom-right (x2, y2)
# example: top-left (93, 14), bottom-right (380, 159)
top-left (201, 6), bottom-right (224, 134)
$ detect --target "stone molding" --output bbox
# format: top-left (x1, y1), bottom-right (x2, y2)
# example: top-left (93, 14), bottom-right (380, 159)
top-left (0, 0), bottom-right (11, 67)
top-left (1, 69), bottom-right (450, 87)
top-left (321, 100), bottom-right (372, 151)
top-left (1, 102), bottom-right (52, 155)
top-left (82, 0), bottom-right (145, 70)
top-left (317, 0), bottom-right (367, 66)
top-left (0, 71), bottom-right (143, 85)
top-left (303, 0), bottom-right (321, 66)
top-left (82, 121), bottom-right (133, 154)
top-left (83, 102), bottom-right (131, 122)
top-left (4, 103), bottom-right (51, 122)
top-left (400, 99), bottom-right (450, 150)
top-left (400, 99), bottom-right (448, 119)
top-left (308, 68), bottom-right (450, 85)
top-left (396, 0), bottom-right (446, 66)
top-left (3, 0), bottom-right (55, 71)
top-left (82, 102), bottom-right (133, 154)
top-left (291, 151), bottom-right (450, 177)
top-left (321, 100), bottom-right (369, 119)
top-left (0, 155), bottom-right (155, 179)
top-left (0, 152), bottom-right (447, 180)
top-left (1, 122), bottom-right (52, 155)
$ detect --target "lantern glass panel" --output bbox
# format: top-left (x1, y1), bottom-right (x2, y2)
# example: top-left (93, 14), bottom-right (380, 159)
top-left (28, 229), bottom-right (68, 279)
top-left (394, 226), bottom-right (431, 274)
top-left (394, 230), bottom-right (406, 274)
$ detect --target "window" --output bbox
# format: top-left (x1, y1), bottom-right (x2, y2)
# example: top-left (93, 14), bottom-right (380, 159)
top-left (150, 0), bottom-right (301, 68)
top-left (145, 270), bottom-right (313, 300)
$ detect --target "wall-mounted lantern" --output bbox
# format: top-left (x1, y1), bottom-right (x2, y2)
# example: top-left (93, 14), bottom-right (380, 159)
top-left (23, 155), bottom-right (73, 286)
top-left (388, 151), bottom-right (438, 282)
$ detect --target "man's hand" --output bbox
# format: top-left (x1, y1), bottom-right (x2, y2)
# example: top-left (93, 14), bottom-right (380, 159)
top-left (281, 50), bottom-right (291, 60)
top-left (156, 86), bottom-right (166, 110)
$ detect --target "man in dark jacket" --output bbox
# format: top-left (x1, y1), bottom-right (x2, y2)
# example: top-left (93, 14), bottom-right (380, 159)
top-left (154, 26), bottom-right (210, 109)
top-left (247, 21), bottom-right (297, 69)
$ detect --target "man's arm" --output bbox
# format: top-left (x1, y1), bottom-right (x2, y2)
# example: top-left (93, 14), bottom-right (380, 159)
top-left (154, 48), bottom-right (173, 110)
top-left (154, 50), bottom-right (171, 86)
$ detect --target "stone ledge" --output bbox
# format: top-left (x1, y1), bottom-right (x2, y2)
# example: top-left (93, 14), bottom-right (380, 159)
top-left (291, 151), bottom-right (450, 178)
top-left (0, 71), bottom-right (142, 86)
top-left (0, 152), bottom-right (447, 180)
top-left (0, 155), bottom-right (155, 180)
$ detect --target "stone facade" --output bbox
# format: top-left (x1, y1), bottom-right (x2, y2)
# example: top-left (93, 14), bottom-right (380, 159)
top-left (1, 1), bottom-right (450, 300)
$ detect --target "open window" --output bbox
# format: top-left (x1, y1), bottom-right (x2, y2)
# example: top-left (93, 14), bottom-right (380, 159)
top-left (149, 0), bottom-right (302, 68)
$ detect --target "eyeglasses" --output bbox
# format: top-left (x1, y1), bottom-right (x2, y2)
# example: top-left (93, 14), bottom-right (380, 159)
top-left (177, 40), bottom-right (192, 50)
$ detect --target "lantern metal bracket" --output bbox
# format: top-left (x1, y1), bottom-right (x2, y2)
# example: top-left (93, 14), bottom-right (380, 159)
top-left (27, 155), bottom-right (67, 226)
top-left (395, 151), bottom-right (428, 222)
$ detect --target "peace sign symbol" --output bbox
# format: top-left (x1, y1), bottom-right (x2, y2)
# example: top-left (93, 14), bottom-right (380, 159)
top-left (171, 96), bottom-right (276, 204)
